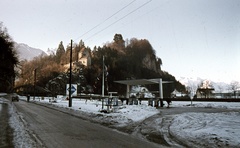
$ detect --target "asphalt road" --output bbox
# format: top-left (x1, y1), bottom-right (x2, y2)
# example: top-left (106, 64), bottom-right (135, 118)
top-left (13, 100), bottom-right (160, 148)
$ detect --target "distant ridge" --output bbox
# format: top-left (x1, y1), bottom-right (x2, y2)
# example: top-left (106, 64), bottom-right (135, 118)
top-left (14, 42), bottom-right (47, 61)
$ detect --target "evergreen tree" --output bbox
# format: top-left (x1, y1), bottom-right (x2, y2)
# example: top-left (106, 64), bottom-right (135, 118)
top-left (111, 34), bottom-right (125, 51)
top-left (0, 23), bottom-right (19, 92)
top-left (79, 39), bottom-right (85, 49)
top-left (56, 41), bottom-right (65, 63)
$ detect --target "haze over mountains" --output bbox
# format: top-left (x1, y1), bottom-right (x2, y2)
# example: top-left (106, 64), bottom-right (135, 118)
top-left (14, 42), bottom-right (46, 61)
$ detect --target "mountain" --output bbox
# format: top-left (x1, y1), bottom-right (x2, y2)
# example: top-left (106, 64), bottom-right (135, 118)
top-left (14, 42), bottom-right (47, 61)
top-left (178, 77), bottom-right (229, 93)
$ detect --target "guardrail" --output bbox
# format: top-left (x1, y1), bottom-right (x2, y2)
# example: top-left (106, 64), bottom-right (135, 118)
top-left (170, 98), bottom-right (240, 102)
top-left (73, 95), bottom-right (240, 102)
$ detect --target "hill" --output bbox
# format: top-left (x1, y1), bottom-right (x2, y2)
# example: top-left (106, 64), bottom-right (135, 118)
top-left (15, 37), bottom-right (186, 97)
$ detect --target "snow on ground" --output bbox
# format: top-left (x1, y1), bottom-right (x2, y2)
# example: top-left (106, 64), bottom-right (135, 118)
top-left (169, 101), bottom-right (240, 147)
top-left (170, 101), bottom-right (240, 109)
top-left (8, 105), bottom-right (39, 148)
top-left (7, 95), bottom-right (240, 147)
top-left (24, 96), bottom-right (159, 127)
top-left (170, 112), bottom-right (240, 147)
top-left (0, 94), bottom-right (39, 148)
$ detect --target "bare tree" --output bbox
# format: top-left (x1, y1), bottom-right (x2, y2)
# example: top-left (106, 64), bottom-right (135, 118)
top-left (186, 82), bottom-right (198, 98)
top-left (229, 81), bottom-right (240, 98)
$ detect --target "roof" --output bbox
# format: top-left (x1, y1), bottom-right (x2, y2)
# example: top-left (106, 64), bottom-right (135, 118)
top-left (197, 88), bottom-right (215, 91)
top-left (114, 78), bottom-right (173, 85)
top-left (171, 89), bottom-right (180, 95)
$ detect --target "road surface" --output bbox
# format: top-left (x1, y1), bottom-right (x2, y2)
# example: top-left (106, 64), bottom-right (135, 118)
top-left (13, 100), bottom-right (160, 148)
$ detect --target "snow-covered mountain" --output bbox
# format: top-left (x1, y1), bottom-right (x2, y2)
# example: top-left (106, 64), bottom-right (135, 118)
top-left (14, 42), bottom-right (47, 61)
top-left (178, 77), bottom-right (229, 93)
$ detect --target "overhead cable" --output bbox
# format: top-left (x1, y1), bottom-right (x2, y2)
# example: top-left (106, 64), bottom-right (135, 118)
top-left (74, 0), bottom-right (136, 41)
top-left (85, 0), bottom-right (152, 41)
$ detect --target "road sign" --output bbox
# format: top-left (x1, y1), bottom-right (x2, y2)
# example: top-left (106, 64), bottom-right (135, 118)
top-left (66, 84), bottom-right (77, 96)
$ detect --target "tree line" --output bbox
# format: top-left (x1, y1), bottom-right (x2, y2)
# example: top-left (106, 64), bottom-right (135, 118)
top-left (15, 34), bottom-right (185, 97)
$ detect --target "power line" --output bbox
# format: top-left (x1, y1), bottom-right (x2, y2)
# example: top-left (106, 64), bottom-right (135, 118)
top-left (98, 0), bottom-right (170, 40)
top-left (85, 0), bottom-right (152, 41)
top-left (74, 0), bottom-right (136, 42)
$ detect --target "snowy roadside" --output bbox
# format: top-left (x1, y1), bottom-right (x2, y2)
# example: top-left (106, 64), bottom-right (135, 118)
top-left (170, 112), bottom-right (240, 147)
top-left (8, 104), bottom-right (42, 148)
top-left (0, 94), bottom-right (40, 148)
top-left (11, 95), bottom-right (240, 147)
top-left (23, 96), bottom-right (160, 128)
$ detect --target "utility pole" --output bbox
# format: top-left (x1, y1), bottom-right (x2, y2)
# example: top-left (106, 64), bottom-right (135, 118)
top-left (102, 56), bottom-right (105, 97)
top-left (102, 56), bottom-right (104, 109)
top-left (33, 68), bottom-right (37, 100)
top-left (159, 78), bottom-right (163, 99)
top-left (68, 39), bottom-right (73, 107)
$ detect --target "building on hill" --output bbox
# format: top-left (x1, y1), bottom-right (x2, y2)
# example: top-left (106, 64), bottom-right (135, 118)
top-left (78, 47), bottom-right (91, 67)
top-left (63, 47), bottom-right (91, 71)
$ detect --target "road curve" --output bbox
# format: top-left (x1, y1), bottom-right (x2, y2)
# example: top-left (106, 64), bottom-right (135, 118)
top-left (13, 100), bottom-right (160, 148)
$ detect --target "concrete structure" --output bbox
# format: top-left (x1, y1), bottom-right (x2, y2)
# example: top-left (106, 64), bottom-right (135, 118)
top-left (115, 78), bottom-right (172, 99)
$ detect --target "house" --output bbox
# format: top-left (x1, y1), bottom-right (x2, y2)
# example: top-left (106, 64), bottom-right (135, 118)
top-left (196, 88), bottom-right (215, 98)
top-left (78, 47), bottom-right (91, 67)
top-left (214, 90), bottom-right (240, 99)
top-left (196, 80), bottom-right (215, 98)
top-left (63, 47), bottom-right (91, 71)
top-left (171, 89), bottom-right (187, 98)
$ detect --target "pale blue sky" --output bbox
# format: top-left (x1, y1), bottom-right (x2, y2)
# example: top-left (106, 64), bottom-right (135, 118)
top-left (1, 0), bottom-right (239, 83)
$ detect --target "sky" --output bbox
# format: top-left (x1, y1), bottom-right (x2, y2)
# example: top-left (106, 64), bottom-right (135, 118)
top-left (1, 0), bottom-right (240, 83)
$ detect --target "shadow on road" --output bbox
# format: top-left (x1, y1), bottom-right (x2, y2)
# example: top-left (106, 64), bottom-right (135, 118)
top-left (0, 97), bottom-right (14, 147)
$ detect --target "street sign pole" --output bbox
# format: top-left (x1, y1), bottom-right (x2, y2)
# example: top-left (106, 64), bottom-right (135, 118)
top-left (33, 68), bottom-right (36, 101)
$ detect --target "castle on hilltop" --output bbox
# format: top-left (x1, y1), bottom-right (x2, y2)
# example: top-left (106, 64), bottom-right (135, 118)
top-left (77, 47), bottom-right (91, 67)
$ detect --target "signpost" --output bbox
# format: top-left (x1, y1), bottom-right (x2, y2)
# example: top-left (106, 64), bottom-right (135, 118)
top-left (66, 84), bottom-right (77, 96)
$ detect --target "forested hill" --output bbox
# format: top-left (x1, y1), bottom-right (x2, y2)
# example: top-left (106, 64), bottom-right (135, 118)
top-left (16, 34), bottom-right (186, 97)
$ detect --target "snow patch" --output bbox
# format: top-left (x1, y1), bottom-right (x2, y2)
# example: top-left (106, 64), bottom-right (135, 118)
top-left (170, 112), bottom-right (240, 147)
